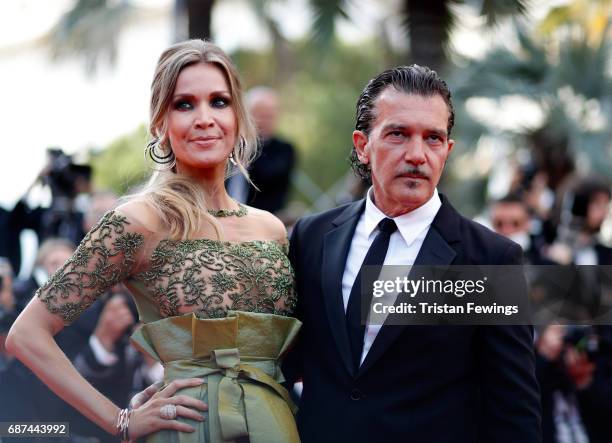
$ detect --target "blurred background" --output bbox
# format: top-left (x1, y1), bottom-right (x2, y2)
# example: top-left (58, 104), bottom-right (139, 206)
top-left (1, 2), bottom-right (612, 442)
top-left (1, 0), bottom-right (612, 307)
top-left (1, 0), bottom-right (611, 237)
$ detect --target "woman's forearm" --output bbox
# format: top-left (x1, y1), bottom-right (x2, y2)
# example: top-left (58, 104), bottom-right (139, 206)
top-left (6, 303), bottom-right (120, 435)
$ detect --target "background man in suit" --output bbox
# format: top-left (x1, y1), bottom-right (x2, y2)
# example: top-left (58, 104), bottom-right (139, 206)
top-left (227, 87), bottom-right (297, 214)
top-left (286, 65), bottom-right (542, 443)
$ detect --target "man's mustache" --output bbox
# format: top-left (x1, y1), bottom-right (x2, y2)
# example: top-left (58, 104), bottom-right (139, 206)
top-left (396, 168), bottom-right (429, 180)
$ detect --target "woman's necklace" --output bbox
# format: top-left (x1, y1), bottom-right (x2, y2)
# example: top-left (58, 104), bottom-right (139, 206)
top-left (207, 202), bottom-right (248, 217)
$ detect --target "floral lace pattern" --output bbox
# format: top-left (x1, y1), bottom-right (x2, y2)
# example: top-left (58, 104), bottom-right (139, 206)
top-left (36, 211), bottom-right (145, 324)
top-left (134, 238), bottom-right (296, 319)
top-left (36, 210), bottom-right (297, 324)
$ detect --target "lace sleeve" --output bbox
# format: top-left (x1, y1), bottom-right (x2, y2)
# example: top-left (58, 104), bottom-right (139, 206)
top-left (36, 210), bottom-right (145, 325)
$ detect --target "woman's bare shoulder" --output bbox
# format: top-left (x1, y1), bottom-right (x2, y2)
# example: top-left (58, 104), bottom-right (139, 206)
top-left (244, 206), bottom-right (288, 243)
top-left (114, 199), bottom-right (166, 234)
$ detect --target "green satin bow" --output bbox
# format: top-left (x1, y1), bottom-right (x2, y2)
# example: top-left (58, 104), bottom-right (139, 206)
top-left (130, 311), bottom-right (302, 443)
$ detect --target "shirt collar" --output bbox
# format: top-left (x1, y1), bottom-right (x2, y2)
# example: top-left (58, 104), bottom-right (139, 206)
top-left (364, 188), bottom-right (441, 246)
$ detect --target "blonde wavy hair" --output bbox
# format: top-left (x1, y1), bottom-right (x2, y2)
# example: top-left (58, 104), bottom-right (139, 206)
top-left (134, 39), bottom-right (258, 241)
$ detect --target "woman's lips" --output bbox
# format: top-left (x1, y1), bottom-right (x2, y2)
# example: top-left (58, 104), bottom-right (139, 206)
top-left (190, 136), bottom-right (221, 147)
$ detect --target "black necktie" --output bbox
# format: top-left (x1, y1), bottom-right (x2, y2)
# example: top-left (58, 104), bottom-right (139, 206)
top-left (346, 217), bottom-right (398, 371)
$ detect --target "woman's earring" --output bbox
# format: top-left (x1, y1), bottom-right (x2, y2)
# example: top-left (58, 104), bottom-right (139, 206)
top-left (228, 136), bottom-right (246, 165)
top-left (145, 139), bottom-right (176, 171)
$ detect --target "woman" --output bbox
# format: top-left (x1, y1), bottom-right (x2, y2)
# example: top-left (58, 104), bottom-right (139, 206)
top-left (6, 39), bottom-right (300, 443)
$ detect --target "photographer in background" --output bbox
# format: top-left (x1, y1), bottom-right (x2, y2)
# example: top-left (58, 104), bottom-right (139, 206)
top-left (6, 148), bottom-right (91, 274)
top-left (574, 325), bottom-right (612, 443)
top-left (536, 324), bottom-right (591, 443)
top-left (536, 324), bottom-right (612, 443)
top-left (549, 179), bottom-right (611, 266)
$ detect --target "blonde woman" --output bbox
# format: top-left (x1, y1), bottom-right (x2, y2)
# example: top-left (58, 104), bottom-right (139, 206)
top-left (7, 40), bottom-right (300, 443)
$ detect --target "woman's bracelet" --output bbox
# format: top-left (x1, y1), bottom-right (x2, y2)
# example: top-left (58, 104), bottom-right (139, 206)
top-left (116, 407), bottom-right (132, 443)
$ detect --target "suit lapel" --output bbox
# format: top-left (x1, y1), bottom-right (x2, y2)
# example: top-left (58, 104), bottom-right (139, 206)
top-left (321, 200), bottom-right (365, 377)
top-left (358, 196), bottom-right (459, 376)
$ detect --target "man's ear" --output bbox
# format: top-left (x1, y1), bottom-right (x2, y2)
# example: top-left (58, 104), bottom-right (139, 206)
top-left (353, 130), bottom-right (370, 164)
top-left (447, 138), bottom-right (455, 155)
top-left (442, 139), bottom-right (455, 169)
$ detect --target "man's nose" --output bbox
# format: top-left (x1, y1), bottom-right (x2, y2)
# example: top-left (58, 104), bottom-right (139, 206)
top-left (404, 137), bottom-right (426, 165)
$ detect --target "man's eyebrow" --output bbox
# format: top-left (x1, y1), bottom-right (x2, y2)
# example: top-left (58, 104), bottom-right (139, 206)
top-left (381, 123), bottom-right (408, 132)
top-left (428, 128), bottom-right (448, 138)
top-left (381, 123), bottom-right (448, 138)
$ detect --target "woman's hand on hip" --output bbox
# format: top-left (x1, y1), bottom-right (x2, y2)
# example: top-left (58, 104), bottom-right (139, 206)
top-left (129, 378), bottom-right (208, 439)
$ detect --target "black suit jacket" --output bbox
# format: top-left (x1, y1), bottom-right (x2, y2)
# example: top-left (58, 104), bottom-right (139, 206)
top-left (286, 195), bottom-right (542, 443)
top-left (247, 136), bottom-right (296, 213)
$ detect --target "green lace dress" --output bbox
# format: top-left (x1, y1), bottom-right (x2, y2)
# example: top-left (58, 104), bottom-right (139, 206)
top-left (35, 210), bottom-right (301, 443)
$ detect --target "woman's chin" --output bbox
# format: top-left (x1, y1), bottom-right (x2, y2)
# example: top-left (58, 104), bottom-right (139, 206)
top-left (175, 157), bottom-right (229, 176)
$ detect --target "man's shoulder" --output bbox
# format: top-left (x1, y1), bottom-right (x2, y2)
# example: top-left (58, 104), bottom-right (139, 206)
top-left (459, 211), bottom-right (513, 246)
top-left (438, 196), bottom-right (522, 264)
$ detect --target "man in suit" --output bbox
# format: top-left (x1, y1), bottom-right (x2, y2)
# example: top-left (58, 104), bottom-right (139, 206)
top-left (286, 65), bottom-right (542, 443)
top-left (227, 87), bottom-right (297, 214)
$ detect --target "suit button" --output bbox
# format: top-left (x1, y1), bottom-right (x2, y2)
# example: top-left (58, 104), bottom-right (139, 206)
top-left (350, 389), bottom-right (362, 401)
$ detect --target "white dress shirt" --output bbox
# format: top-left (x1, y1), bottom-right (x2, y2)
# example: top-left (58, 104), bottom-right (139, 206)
top-left (341, 188), bottom-right (442, 366)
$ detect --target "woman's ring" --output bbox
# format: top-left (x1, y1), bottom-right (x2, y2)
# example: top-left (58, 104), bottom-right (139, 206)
top-left (160, 404), bottom-right (177, 420)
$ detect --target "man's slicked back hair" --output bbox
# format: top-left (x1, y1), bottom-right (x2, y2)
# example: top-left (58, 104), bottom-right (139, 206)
top-left (350, 64), bottom-right (455, 181)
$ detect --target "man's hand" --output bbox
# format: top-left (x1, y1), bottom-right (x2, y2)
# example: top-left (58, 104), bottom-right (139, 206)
top-left (93, 295), bottom-right (135, 352)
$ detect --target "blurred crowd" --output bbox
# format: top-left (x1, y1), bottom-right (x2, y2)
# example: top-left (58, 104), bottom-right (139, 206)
top-left (484, 160), bottom-right (612, 443)
top-left (1, 100), bottom-right (612, 443)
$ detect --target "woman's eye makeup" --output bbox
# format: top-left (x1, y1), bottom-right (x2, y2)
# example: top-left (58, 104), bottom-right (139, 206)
top-left (174, 100), bottom-right (193, 110)
top-left (211, 96), bottom-right (231, 108)
top-left (172, 94), bottom-right (231, 110)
